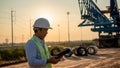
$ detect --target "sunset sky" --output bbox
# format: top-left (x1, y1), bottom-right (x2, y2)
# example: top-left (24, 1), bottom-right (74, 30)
top-left (0, 0), bottom-right (120, 43)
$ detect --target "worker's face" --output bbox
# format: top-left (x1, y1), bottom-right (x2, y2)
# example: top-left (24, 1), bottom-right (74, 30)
top-left (38, 28), bottom-right (48, 40)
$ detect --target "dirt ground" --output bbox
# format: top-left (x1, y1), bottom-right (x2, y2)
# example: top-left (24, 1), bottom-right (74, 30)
top-left (1, 48), bottom-right (120, 68)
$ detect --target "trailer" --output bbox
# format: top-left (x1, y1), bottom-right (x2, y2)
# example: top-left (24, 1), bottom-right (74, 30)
top-left (78, 0), bottom-right (120, 48)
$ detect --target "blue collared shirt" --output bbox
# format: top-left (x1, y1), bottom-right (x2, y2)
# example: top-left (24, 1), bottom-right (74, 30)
top-left (25, 35), bottom-right (48, 68)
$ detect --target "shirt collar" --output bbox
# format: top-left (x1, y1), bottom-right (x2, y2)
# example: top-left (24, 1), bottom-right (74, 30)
top-left (33, 34), bottom-right (45, 45)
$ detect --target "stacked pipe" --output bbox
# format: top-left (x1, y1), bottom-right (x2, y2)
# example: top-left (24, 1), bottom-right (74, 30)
top-left (50, 46), bottom-right (98, 57)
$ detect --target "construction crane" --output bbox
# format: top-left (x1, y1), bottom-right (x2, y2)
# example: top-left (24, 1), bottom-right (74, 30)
top-left (78, 0), bottom-right (120, 48)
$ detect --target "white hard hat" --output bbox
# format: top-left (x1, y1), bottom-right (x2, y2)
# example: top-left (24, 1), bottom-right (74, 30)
top-left (33, 18), bottom-right (52, 29)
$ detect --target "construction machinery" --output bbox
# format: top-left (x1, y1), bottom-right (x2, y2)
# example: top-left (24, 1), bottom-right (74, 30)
top-left (50, 0), bottom-right (119, 57)
top-left (78, 0), bottom-right (120, 48)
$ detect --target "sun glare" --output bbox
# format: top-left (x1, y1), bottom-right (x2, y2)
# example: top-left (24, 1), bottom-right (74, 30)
top-left (41, 14), bottom-right (53, 22)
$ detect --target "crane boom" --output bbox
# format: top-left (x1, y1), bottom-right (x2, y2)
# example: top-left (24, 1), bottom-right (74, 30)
top-left (78, 0), bottom-right (120, 48)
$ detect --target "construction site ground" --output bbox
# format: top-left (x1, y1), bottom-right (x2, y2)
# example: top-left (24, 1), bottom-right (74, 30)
top-left (1, 48), bottom-right (120, 68)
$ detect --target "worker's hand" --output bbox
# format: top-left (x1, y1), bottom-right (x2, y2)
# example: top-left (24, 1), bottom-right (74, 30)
top-left (47, 56), bottom-right (61, 64)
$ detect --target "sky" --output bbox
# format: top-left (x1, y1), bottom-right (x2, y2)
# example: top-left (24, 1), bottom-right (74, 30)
top-left (0, 0), bottom-right (120, 43)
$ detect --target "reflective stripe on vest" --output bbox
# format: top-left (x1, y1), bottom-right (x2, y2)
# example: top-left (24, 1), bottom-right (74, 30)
top-left (31, 36), bottom-right (52, 68)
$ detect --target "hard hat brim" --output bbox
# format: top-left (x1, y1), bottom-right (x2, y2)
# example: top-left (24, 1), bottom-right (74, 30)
top-left (48, 27), bottom-right (52, 29)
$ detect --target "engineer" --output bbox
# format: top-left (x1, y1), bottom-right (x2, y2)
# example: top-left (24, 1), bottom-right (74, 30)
top-left (25, 18), bottom-right (61, 68)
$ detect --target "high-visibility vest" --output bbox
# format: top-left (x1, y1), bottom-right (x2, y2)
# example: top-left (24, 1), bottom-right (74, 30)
top-left (31, 36), bottom-right (52, 68)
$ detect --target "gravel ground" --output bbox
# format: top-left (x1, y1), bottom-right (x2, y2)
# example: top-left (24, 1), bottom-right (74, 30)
top-left (2, 48), bottom-right (120, 68)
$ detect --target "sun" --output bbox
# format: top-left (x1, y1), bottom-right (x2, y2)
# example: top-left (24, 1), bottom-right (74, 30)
top-left (40, 14), bottom-right (53, 22)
